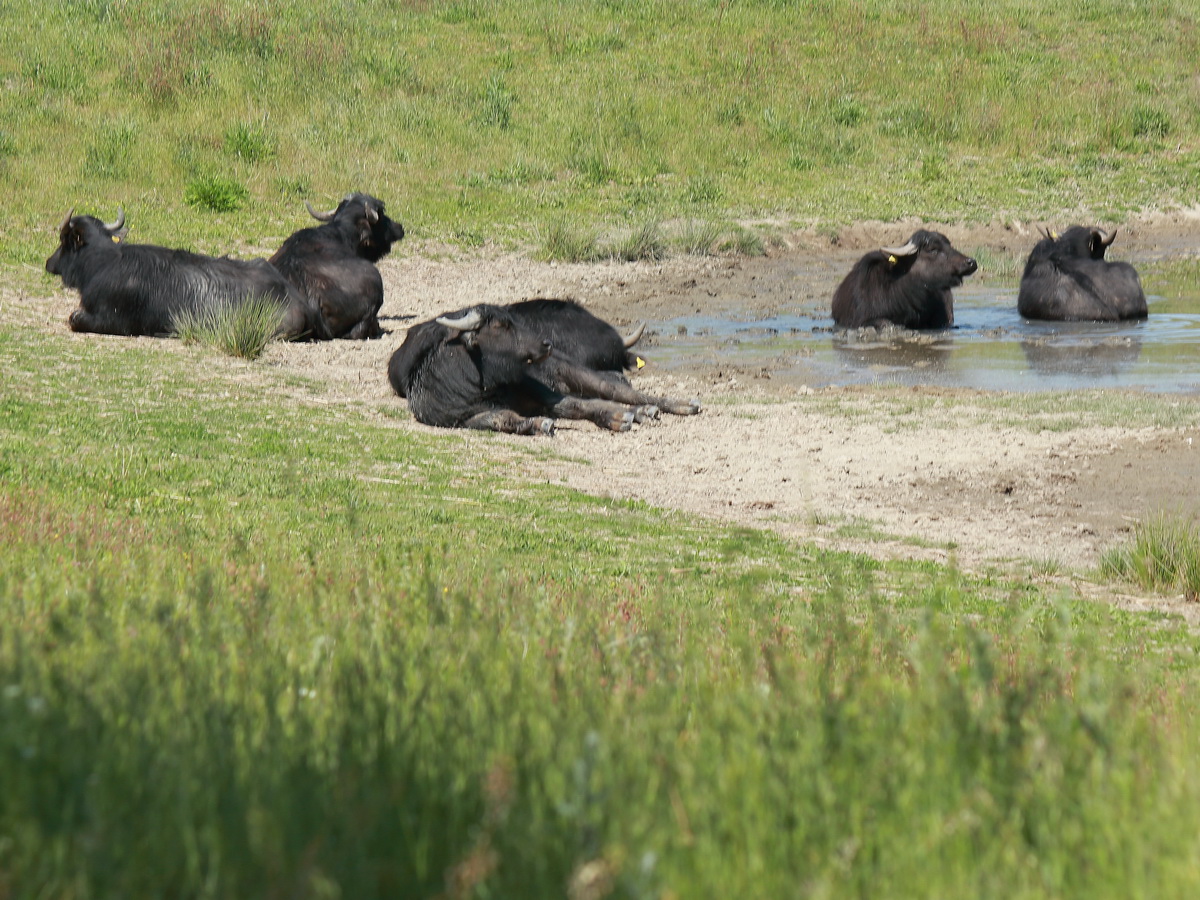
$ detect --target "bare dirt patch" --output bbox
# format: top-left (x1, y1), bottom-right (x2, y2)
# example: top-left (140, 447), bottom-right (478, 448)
top-left (15, 213), bottom-right (1200, 582)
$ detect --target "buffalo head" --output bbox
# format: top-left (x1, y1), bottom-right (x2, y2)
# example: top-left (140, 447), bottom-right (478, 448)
top-left (46, 208), bottom-right (129, 279)
top-left (881, 230), bottom-right (978, 289)
top-left (1038, 225), bottom-right (1118, 262)
top-left (437, 306), bottom-right (552, 390)
top-left (304, 192), bottom-right (404, 262)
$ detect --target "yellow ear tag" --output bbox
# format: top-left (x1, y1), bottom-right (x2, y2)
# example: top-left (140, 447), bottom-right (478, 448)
top-left (112, 235), bottom-right (120, 242)
top-left (636, 357), bottom-right (646, 369)
top-left (1050, 231), bottom-right (1059, 240)
top-left (887, 254), bottom-right (897, 265)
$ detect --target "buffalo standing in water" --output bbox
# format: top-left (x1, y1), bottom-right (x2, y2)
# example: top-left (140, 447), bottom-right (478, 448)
top-left (832, 230), bottom-right (978, 329)
top-left (1017, 226), bottom-right (1147, 322)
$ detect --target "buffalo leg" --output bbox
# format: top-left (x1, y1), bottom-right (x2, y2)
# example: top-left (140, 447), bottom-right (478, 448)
top-left (545, 395), bottom-right (635, 432)
top-left (540, 358), bottom-right (701, 416)
top-left (512, 378), bottom-right (635, 432)
top-left (345, 312), bottom-right (385, 340)
top-left (463, 409), bottom-right (555, 436)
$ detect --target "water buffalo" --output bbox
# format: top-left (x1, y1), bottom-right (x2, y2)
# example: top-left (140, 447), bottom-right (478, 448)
top-left (831, 230), bottom-right (978, 329)
top-left (505, 298), bottom-right (645, 372)
top-left (504, 299), bottom-right (699, 416)
top-left (46, 208), bottom-right (326, 339)
top-left (1017, 227), bottom-right (1147, 321)
top-left (270, 192), bottom-right (404, 339)
top-left (388, 306), bottom-right (667, 435)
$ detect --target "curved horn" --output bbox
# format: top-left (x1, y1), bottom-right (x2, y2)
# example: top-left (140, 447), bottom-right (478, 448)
top-left (57, 208), bottom-right (75, 232)
top-left (880, 240), bottom-right (918, 257)
top-left (1097, 227), bottom-right (1117, 247)
top-left (305, 200), bottom-right (337, 222)
top-left (622, 322), bottom-right (646, 348)
top-left (436, 309), bottom-right (483, 332)
top-left (366, 205), bottom-right (379, 225)
top-left (103, 207), bottom-right (125, 232)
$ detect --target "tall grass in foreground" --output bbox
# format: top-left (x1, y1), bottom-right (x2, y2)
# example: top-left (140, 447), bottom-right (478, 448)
top-left (2, 513), bottom-right (1200, 898)
top-left (1101, 515), bottom-right (1200, 601)
top-left (171, 296), bottom-right (287, 359)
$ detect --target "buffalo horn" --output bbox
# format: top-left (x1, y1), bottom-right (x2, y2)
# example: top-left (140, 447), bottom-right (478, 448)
top-left (305, 200), bottom-right (338, 222)
top-left (103, 207), bottom-right (125, 232)
top-left (436, 310), bottom-right (482, 332)
top-left (57, 208), bottom-right (75, 232)
top-left (880, 240), bottom-right (918, 257)
top-left (1097, 227), bottom-right (1117, 247)
top-left (622, 322), bottom-right (646, 348)
top-left (366, 205), bottom-right (379, 224)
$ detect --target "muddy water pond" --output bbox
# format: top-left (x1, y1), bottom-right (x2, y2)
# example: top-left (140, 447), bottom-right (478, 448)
top-left (648, 283), bottom-right (1200, 393)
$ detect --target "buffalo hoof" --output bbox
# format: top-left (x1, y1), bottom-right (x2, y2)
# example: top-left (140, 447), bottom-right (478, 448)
top-left (607, 410), bottom-right (635, 432)
top-left (633, 404), bottom-right (660, 423)
top-left (663, 398), bottom-right (702, 415)
top-left (537, 417), bottom-right (555, 436)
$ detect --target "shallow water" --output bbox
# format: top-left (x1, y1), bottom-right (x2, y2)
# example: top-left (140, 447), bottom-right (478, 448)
top-left (650, 284), bottom-right (1200, 393)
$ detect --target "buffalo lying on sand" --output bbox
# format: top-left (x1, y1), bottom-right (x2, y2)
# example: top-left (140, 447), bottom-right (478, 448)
top-left (1017, 226), bottom-right (1147, 322)
top-left (502, 299), bottom-right (699, 416)
top-left (504, 298), bottom-right (645, 373)
top-left (388, 304), bottom-right (699, 435)
top-left (270, 193), bottom-right (404, 339)
top-left (832, 230), bottom-right (978, 329)
top-left (46, 208), bottom-right (326, 339)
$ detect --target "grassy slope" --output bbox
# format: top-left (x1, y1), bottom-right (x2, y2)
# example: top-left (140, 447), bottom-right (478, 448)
top-left (3, 0), bottom-right (1200, 276)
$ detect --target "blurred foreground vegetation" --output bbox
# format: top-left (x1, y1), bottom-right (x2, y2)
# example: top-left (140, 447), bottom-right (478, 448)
top-left (4, 315), bottom-right (1200, 897)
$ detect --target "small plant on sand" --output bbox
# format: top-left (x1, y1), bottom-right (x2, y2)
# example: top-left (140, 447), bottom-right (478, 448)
top-left (1100, 515), bottom-right (1200, 601)
top-left (172, 296), bottom-right (287, 360)
top-left (539, 217), bottom-right (599, 262)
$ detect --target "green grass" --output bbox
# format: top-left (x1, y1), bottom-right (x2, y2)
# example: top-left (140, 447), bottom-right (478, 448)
top-left (5, 0), bottom-right (1200, 283)
top-left (5, 311), bottom-right (1200, 896)
top-left (171, 295), bottom-right (288, 358)
top-left (1101, 515), bottom-right (1200, 601)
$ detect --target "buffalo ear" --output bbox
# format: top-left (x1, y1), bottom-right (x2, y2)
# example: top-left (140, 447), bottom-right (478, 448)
top-left (111, 225), bottom-right (130, 242)
top-left (62, 222), bottom-right (85, 251)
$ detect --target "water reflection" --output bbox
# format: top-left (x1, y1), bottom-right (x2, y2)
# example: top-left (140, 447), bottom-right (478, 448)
top-left (831, 327), bottom-right (955, 373)
top-left (1020, 334), bottom-right (1143, 379)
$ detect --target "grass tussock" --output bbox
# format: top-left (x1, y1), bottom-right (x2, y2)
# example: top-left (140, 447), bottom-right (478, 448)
top-left (539, 217), bottom-right (600, 262)
top-left (611, 219), bottom-right (667, 262)
top-left (1101, 515), bottom-right (1200, 601)
top-left (171, 296), bottom-right (287, 359)
top-left (719, 225), bottom-right (766, 257)
top-left (674, 219), bottom-right (724, 256)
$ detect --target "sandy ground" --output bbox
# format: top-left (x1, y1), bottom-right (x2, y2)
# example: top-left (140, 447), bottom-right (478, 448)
top-left (13, 210), bottom-right (1200, 602)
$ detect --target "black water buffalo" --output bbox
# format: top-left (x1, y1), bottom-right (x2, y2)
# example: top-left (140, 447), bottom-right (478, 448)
top-left (46, 208), bottom-right (326, 339)
top-left (502, 299), bottom-right (700, 416)
top-left (505, 298), bottom-right (645, 372)
top-left (1017, 227), bottom-right (1147, 321)
top-left (388, 305), bottom-right (676, 435)
top-left (269, 193), bottom-right (404, 340)
top-left (831, 230), bottom-right (978, 329)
